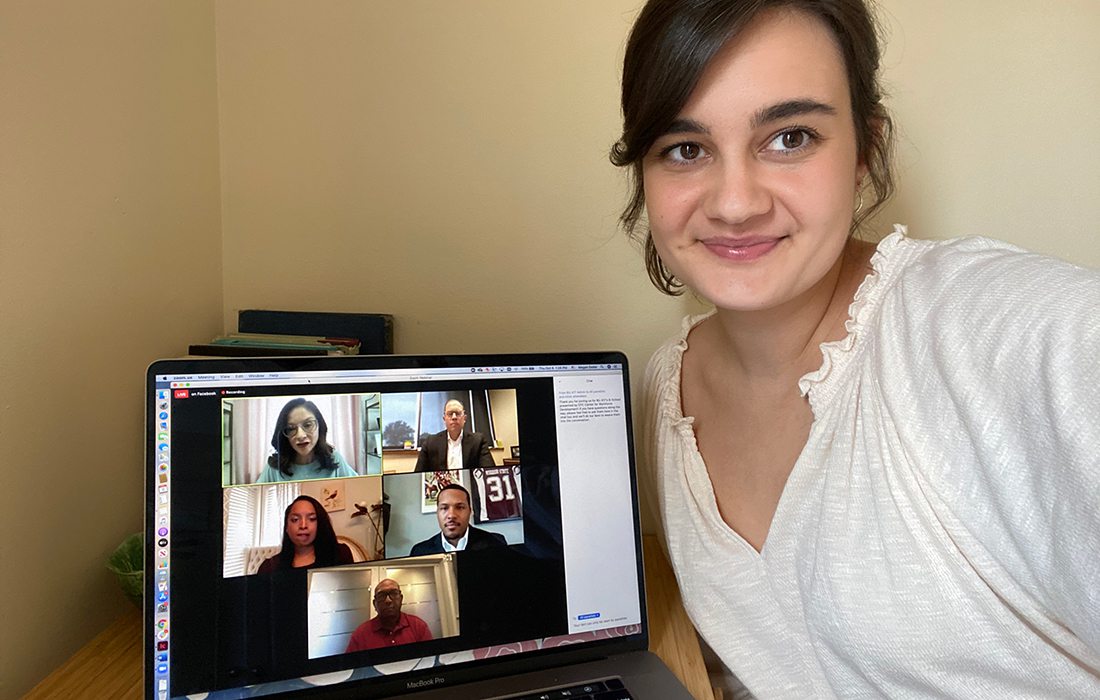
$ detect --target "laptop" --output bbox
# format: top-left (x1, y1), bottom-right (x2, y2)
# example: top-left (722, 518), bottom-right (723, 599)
top-left (145, 352), bottom-right (694, 700)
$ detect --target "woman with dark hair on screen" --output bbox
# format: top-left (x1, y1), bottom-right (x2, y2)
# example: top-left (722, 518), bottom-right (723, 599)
top-left (614, 0), bottom-right (1099, 697)
top-left (257, 495), bottom-right (353, 573)
top-left (255, 398), bottom-right (357, 482)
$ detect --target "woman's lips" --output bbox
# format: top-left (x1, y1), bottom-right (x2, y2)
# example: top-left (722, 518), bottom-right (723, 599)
top-left (701, 236), bottom-right (782, 261)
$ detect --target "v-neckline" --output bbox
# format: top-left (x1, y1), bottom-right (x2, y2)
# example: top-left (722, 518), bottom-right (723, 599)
top-left (666, 228), bottom-right (909, 557)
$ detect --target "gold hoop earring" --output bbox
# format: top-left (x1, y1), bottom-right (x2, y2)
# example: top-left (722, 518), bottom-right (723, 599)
top-left (854, 189), bottom-right (865, 216)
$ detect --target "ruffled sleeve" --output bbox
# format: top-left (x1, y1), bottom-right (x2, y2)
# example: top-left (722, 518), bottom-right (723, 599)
top-left (638, 311), bottom-right (712, 549)
top-left (799, 226), bottom-right (915, 409)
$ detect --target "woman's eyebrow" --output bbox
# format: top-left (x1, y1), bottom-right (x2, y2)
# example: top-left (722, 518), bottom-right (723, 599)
top-left (662, 118), bottom-right (709, 136)
top-left (660, 99), bottom-right (837, 138)
top-left (752, 99), bottom-right (837, 128)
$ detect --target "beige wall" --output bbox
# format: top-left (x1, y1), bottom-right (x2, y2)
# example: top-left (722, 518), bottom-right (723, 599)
top-left (214, 0), bottom-right (703, 367)
top-left (2, 0), bottom-right (1097, 697)
top-left (875, 0), bottom-right (1100, 267)
top-left (0, 1), bottom-right (222, 697)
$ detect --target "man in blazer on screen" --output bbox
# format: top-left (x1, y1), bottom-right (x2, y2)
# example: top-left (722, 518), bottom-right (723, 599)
top-left (414, 399), bottom-right (496, 472)
top-left (410, 484), bottom-right (506, 555)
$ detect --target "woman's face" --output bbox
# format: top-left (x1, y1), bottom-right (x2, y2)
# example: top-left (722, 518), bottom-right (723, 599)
top-left (286, 499), bottom-right (318, 548)
top-left (283, 406), bottom-right (319, 462)
top-left (642, 9), bottom-right (866, 313)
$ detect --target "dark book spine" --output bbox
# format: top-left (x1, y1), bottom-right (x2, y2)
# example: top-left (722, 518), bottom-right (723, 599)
top-left (187, 344), bottom-right (328, 357)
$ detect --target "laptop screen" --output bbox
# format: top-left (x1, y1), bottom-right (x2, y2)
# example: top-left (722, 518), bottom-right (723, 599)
top-left (146, 352), bottom-right (645, 699)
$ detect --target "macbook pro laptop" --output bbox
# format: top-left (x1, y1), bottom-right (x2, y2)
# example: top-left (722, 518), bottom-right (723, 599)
top-left (145, 352), bottom-right (694, 699)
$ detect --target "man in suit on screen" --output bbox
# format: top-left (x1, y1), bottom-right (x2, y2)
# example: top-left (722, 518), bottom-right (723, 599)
top-left (414, 399), bottom-right (495, 472)
top-left (410, 484), bottom-right (506, 555)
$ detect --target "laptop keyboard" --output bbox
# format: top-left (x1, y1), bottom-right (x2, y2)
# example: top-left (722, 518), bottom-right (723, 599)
top-left (499, 677), bottom-right (633, 700)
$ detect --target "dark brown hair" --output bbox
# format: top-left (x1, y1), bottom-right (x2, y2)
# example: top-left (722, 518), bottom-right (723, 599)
top-left (610, 0), bottom-right (896, 295)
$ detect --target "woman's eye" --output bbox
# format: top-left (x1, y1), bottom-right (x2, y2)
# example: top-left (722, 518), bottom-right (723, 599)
top-left (676, 143), bottom-right (701, 160)
top-left (765, 128), bottom-right (816, 153)
top-left (660, 142), bottom-right (705, 164)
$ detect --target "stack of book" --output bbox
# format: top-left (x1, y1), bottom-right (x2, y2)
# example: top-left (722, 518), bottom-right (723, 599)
top-left (187, 310), bottom-right (395, 357)
top-left (188, 333), bottom-right (360, 357)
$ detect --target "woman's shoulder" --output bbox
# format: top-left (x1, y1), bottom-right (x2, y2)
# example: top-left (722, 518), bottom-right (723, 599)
top-left (645, 310), bottom-right (714, 388)
top-left (329, 451), bottom-right (358, 477)
top-left (336, 542), bottom-right (354, 564)
top-left (867, 227), bottom-right (1098, 343)
top-left (257, 554), bottom-right (280, 574)
top-left (871, 229), bottom-right (1099, 478)
top-left (885, 228), bottom-right (1097, 302)
top-left (642, 313), bottom-right (697, 427)
top-left (805, 226), bottom-right (1098, 407)
top-left (641, 312), bottom-right (719, 457)
top-left (254, 465), bottom-right (283, 483)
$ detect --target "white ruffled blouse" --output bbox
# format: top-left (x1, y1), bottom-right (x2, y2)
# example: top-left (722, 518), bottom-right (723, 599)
top-left (642, 227), bottom-right (1100, 698)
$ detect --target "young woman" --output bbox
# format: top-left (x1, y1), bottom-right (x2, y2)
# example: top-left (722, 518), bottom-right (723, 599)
top-left (613, 1), bottom-right (1100, 697)
top-left (258, 495), bottom-right (353, 573)
top-left (256, 398), bottom-right (358, 482)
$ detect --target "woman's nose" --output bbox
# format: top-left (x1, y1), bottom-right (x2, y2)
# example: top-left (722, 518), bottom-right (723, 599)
top-left (702, 158), bottom-right (772, 225)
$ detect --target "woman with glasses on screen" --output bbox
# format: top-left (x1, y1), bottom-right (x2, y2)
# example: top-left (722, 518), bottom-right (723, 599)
top-left (255, 398), bottom-right (357, 483)
top-left (257, 495), bottom-right (353, 573)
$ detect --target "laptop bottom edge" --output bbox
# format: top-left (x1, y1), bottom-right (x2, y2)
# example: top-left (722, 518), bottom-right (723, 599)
top-left (402, 650), bottom-right (695, 700)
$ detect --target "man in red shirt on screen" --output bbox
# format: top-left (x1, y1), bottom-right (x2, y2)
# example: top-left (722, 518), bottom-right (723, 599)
top-left (345, 578), bottom-right (433, 652)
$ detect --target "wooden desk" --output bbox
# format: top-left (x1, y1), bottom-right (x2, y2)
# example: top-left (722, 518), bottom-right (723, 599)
top-left (24, 609), bottom-right (143, 699)
top-left (641, 535), bottom-right (714, 700)
top-left (25, 535), bottom-right (712, 700)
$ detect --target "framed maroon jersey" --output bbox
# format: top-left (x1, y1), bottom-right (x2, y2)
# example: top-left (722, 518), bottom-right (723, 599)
top-left (473, 465), bottom-right (522, 522)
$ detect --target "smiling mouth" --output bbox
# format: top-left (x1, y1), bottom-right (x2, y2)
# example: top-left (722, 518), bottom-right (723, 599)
top-left (701, 236), bottom-right (784, 261)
